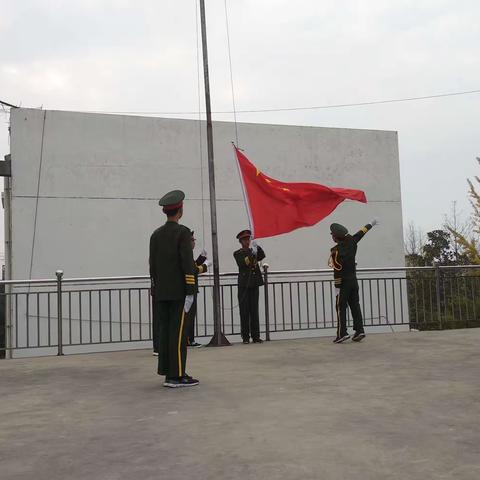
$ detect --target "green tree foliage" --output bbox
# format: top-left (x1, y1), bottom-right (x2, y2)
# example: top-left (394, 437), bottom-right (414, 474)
top-left (422, 230), bottom-right (453, 265)
top-left (405, 228), bottom-right (469, 266)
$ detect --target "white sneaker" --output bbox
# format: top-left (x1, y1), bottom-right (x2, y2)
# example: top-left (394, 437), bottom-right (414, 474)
top-left (152, 351), bottom-right (159, 356)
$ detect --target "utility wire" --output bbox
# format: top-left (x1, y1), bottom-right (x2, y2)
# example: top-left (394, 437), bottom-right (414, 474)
top-left (0, 99), bottom-right (18, 108)
top-left (2, 89), bottom-right (479, 117)
top-left (78, 88), bottom-right (480, 116)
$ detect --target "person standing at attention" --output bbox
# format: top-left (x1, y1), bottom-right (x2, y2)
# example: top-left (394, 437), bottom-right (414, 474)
top-left (150, 190), bottom-right (199, 388)
top-left (233, 230), bottom-right (266, 344)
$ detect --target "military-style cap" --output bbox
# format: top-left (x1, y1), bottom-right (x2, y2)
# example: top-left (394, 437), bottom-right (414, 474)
top-left (236, 229), bottom-right (252, 240)
top-left (330, 223), bottom-right (348, 237)
top-left (158, 190), bottom-right (185, 212)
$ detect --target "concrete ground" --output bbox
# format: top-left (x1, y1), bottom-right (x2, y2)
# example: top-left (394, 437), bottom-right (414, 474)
top-left (1, 330), bottom-right (479, 480)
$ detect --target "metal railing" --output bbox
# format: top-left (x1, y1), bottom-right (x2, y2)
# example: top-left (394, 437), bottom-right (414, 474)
top-left (1, 265), bottom-right (479, 357)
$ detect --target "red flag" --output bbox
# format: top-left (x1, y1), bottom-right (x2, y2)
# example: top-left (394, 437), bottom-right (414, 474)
top-left (234, 145), bottom-right (367, 239)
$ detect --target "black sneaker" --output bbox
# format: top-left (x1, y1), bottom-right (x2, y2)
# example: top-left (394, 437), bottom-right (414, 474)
top-left (242, 339), bottom-right (250, 344)
top-left (333, 334), bottom-right (350, 344)
top-left (163, 376), bottom-right (199, 388)
top-left (252, 338), bottom-right (264, 344)
top-left (188, 341), bottom-right (203, 348)
top-left (352, 332), bottom-right (366, 342)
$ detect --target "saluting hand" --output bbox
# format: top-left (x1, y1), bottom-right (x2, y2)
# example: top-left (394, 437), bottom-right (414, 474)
top-left (251, 240), bottom-right (258, 255)
top-left (370, 219), bottom-right (378, 227)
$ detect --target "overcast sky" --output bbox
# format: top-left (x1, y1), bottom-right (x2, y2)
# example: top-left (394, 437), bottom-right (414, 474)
top-left (1, 0), bottom-right (479, 258)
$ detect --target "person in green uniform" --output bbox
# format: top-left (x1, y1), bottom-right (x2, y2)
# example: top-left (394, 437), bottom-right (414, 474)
top-left (328, 219), bottom-right (378, 343)
top-left (149, 190), bottom-right (199, 387)
top-left (186, 231), bottom-right (210, 348)
top-left (233, 230), bottom-right (266, 344)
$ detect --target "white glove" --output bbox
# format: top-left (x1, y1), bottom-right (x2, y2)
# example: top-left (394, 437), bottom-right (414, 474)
top-left (205, 260), bottom-right (212, 267)
top-left (251, 240), bottom-right (258, 255)
top-left (184, 295), bottom-right (194, 313)
top-left (335, 287), bottom-right (340, 296)
top-left (370, 219), bottom-right (378, 227)
top-left (200, 249), bottom-right (207, 257)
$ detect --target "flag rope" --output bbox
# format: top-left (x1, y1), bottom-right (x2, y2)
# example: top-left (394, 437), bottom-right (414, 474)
top-left (224, 0), bottom-right (239, 147)
top-left (195, 0), bottom-right (207, 246)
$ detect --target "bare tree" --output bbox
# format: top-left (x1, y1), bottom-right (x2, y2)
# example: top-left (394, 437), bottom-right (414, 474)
top-left (404, 221), bottom-right (425, 256)
top-left (443, 201), bottom-right (471, 262)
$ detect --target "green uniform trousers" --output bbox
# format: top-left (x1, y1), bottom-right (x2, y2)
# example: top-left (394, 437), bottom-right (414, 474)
top-left (154, 299), bottom-right (187, 378)
top-left (336, 278), bottom-right (365, 337)
top-left (238, 286), bottom-right (261, 342)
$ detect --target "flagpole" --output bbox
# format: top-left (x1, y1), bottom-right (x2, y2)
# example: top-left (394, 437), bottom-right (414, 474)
top-left (199, 0), bottom-right (230, 347)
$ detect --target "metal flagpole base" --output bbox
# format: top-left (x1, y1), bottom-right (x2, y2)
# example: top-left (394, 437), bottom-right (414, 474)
top-left (206, 331), bottom-right (231, 347)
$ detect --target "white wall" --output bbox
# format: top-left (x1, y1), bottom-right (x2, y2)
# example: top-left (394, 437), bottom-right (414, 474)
top-left (8, 108), bottom-right (403, 280)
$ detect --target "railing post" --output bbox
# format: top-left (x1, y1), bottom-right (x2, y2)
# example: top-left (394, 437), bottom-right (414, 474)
top-left (263, 263), bottom-right (270, 341)
top-left (56, 270), bottom-right (64, 356)
top-left (434, 262), bottom-right (442, 330)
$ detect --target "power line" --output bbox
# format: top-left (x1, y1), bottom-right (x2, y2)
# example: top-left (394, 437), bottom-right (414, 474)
top-left (0, 99), bottom-right (18, 108)
top-left (81, 88), bottom-right (480, 116)
top-left (2, 88), bottom-right (479, 118)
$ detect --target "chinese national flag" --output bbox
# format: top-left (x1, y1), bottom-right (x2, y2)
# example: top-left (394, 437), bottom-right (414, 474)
top-left (234, 145), bottom-right (367, 239)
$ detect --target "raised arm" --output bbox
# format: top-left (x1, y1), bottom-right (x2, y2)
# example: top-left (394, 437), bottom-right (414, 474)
top-left (352, 219), bottom-right (377, 243)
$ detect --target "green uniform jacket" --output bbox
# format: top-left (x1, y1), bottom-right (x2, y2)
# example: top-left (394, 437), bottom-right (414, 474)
top-left (233, 246), bottom-right (266, 288)
top-left (149, 221), bottom-right (196, 300)
top-left (329, 224), bottom-right (372, 287)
